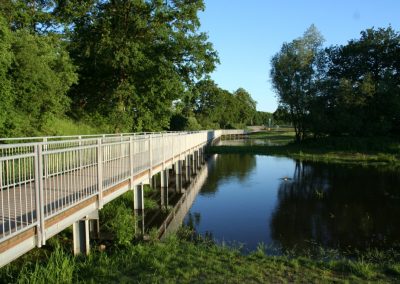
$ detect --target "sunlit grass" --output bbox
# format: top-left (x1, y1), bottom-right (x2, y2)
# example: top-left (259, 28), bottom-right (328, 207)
top-left (2, 234), bottom-right (399, 283)
top-left (211, 132), bottom-right (400, 168)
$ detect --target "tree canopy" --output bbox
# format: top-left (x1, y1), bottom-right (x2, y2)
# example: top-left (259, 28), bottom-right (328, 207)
top-left (0, 0), bottom-right (264, 137)
top-left (271, 25), bottom-right (400, 140)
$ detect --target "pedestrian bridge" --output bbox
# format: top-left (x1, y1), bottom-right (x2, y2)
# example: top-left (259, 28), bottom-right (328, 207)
top-left (0, 130), bottom-right (245, 267)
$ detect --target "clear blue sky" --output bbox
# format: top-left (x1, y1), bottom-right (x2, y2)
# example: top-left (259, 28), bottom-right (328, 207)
top-left (199, 0), bottom-right (400, 112)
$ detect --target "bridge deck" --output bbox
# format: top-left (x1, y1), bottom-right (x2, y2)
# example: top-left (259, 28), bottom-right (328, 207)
top-left (0, 130), bottom-right (245, 267)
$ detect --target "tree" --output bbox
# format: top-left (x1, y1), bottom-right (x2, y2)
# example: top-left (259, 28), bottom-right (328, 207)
top-left (233, 88), bottom-right (257, 125)
top-left (326, 27), bottom-right (400, 136)
top-left (68, 0), bottom-right (218, 132)
top-left (0, 5), bottom-right (77, 136)
top-left (11, 31), bottom-right (77, 134)
top-left (270, 25), bottom-right (325, 142)
top-left (0, 15), bottom-right (13, 134)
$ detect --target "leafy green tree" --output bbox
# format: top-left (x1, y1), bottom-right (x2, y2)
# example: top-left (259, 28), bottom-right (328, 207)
top-left (326, 27), bottom-right (400, 136)
top-left (0, 16), bottom-right (13, 134)
top-left (233, 88), bottom-right (257, 125)
top-left (271, 25), bottom-right (325, 142)
top-left (0, 5), bottom-right (77, 136)
top-left (68, 0), bottom-right (218, 132)
top-left (253, 111), bottom-right (272, 126)
top-left (10, 31), bottom-right (77, 135)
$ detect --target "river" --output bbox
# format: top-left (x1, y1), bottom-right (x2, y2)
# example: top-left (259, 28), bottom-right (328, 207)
top-left (183, 153), bottom-right (400, 253)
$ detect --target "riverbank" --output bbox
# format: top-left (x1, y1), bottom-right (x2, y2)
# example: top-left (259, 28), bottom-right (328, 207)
top-left (210, 131), bottom-right (400, 167)
top-left (1, 232), bottom-right (399, 283)
top-left (1, 177), bottom-right (399, 283)
top-left (2, 134), bottom-right (400, 283)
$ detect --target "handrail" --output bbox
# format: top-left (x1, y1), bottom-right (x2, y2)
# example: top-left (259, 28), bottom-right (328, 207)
top-left (0, 129), bottom-right (246, 247)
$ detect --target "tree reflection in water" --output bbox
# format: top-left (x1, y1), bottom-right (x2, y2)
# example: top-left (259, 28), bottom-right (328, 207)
top-left (271, 161), bottom-right (400, 252)
top-left (201, 154), bottom-right (256, 195)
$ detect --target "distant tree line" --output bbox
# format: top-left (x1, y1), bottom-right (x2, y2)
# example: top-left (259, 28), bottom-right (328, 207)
top-left (0, 0), bottom-right (265, 137)
top-left (171, 79), bottom-right (271, 130)
top-left (271, 25), bottom-right (400, 142)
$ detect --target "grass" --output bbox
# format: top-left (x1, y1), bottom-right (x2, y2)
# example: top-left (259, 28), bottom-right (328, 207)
top-left (212, 131), bottom-right (400, 168)
top-left (41, 116), bottom-right (111, 136)
top-left (2, 135), bottom-right (400, 283)
top-left (1, 232), bottom-right (399, 283)
top-left (1, 189), bottom-right (399, 283)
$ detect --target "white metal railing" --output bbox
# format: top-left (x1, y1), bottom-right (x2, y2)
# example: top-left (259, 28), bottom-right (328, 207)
top-left (0, 130), bottom-right (245, 244)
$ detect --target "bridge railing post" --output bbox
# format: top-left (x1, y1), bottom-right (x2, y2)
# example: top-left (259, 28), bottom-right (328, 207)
top-left (97, 139), bottom-right (103, 209)
top-left (34, 144), bottom-right (45, 247)
top-left (78, 136), bottom-right (82, 170)
top-left (162, 133), bottom-right (165, 169)
top-left (149, 135), bottom-right (153, 177)
top-left (130, 136), bottom-right (134, 187)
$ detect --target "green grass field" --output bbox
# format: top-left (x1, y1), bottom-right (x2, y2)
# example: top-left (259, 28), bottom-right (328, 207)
top-left (1, 231), bottom-right (399, 283)
top-left (213, 131), bottom-right (400, 168)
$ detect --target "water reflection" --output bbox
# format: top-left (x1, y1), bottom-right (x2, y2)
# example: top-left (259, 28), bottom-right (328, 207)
top-left (201, 154), bottom-right (256, 195)
top-left (271, 161), bottom-right (400, 251)
top-left (184, 154), bottom-right (400, 252)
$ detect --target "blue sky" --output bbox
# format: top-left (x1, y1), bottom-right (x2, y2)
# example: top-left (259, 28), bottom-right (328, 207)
top-left (199, 0), bottom-right (400, 112)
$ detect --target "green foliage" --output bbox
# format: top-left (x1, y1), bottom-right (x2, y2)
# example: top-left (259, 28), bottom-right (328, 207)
top-left (41, 117), bottom-right (109, 136)
top-left (0, 15), bottom-right (13, 135)
top-left (192, 79), bottom-right (258, 129)
top-left (271, 24), bottom-right (325, 142)
top-left (99, 191), bottom-right (136, 246)
top-left (325, 27), bottom-right (400, 136)
top-left (184, 116), bottom-right (202, 131)
top-left (11, 31), bottom-right (77, 133)
top-left (16, 244), bottom-right (75, 284)
top-left (67, 0), bottom-right (218, 132)
top-left (2, 235), bottom-right (399, 283)
top-left (271, 25), bottom-right (400, 139)
top-left (0, 6), bottom-right (78, 137)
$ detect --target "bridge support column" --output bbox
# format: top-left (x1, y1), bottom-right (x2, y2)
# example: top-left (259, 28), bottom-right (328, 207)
top-left (133, 183), bottom-right (145, 236)
top-left (73, 210), bottom-right (100, 255)
top-left (160, 169), bottom-right (169, 209)
top-left (193, 151), bottom-right (199, 175)
top-left (185, 155), bottom-right (191, 184)
top-left (191, 153), bottom-right (196, 175)
top-left (196, 150), bottom-right (201, 169)
top-left (201, 147), bottom-right (206, 164)
top-left (175, 160), bottom-right (183, 193)
top-left (73, 219), bottom-right (90, 256)
top-left (134, 208), bottom-right (145, 236)
top-left (134, 183), bottom-right (144, 210)
top-left (89, 219), bottom-right (100, 240)
top-left (151, 173), bottom-right (157, 190)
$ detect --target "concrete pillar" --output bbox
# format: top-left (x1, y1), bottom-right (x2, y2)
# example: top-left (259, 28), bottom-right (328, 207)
top-left (196, 150), bottom-right (201, 169)
top-left (134, 209), bottom-right (145, 236)
top-left (175, 160), bottom-right (183, 193)
top-left (151, 174), bottom-right (157, 190)
top-left (73, 219), bottom-right (90, 255)
top-left (134, 183), bottom-right (144, 210)
top-left (185, 155), bottom-right (191, 183)
top-left (89, 219), bottom-right (100, 240)
top-left (191, 153), bottom-right (196, 175)
top-left (198, 148), bottom-right (202, 165)
top-left (160, 169), bottom-right (168, 208)
top-left (192, 151), bottom-right (197, 174)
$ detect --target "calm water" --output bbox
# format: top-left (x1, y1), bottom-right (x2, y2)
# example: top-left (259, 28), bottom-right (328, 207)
top-left (183, 154), bottom-right (400, 252)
